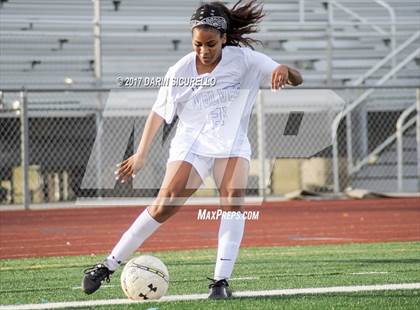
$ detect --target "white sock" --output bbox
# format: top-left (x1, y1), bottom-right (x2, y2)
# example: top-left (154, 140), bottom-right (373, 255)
top-left (105, 208), bottom-right (160, 271)
top-left (213, 214), bottom-right (245, 280)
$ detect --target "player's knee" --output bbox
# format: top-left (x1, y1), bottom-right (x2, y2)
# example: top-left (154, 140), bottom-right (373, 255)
top-left (219, 188), bottom-right (245, 210)
top-left (158, 187), bottom-right (188, 205)
top-left (148, 204), bottom-right (180, 222)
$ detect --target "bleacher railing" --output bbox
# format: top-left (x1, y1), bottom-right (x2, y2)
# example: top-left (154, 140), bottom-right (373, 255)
top-left (331, 31), bottom-right (420, 192)
top-left (396, 103), bottom-right (417, 192)
top-left (327, 0), bottom-right (397, 72)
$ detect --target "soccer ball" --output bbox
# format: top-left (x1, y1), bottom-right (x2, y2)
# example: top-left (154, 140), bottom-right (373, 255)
top-left (120, 255), bottom-right (169, 300)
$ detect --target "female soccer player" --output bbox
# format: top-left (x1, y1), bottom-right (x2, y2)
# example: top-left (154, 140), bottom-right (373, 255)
top-left (83, 0), bottom-right (302, 299)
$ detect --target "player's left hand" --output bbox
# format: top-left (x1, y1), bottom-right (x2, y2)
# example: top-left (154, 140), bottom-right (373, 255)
top-left (271, 65), bottom-right (289, 91)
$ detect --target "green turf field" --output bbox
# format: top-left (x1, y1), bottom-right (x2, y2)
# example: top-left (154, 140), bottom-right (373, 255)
top-left (1, 242), bottom-right (419, 309)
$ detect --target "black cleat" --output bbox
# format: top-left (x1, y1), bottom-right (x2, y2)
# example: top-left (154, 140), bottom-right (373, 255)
top-left (208, 278), bottom-right (232, 299)
top-left (82, 263), bottom-right (114, 294)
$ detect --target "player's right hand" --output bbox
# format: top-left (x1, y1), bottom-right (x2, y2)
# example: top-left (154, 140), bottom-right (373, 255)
top-left (115, 154), bottom-right (145, 183)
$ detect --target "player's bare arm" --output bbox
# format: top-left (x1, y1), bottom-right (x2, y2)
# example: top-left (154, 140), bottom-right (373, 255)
top-left (271, 65), bottom-right (303, 90)
top-left (115, 111), bottom-right (165, 182)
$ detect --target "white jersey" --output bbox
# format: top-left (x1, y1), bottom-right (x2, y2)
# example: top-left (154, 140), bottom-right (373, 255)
top-left (152, 46), bottom-right (279, 159)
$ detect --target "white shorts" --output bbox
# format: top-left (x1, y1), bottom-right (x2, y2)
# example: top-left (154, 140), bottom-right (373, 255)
top-left (167, 149), bottom-right (214, 181)
top-left (167, 148), bottom-right (250, 182)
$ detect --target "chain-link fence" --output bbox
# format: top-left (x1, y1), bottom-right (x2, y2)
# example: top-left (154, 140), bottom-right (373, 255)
top-left (1, 85), bottom-right (418, 206)
top-left (331, 86), bottom-right (419, 193)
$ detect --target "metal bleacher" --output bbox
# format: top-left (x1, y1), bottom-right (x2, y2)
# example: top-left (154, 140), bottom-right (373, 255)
top-left (1, 0), bottom-right (419, 90)
top-left (0, 1), bottom-right (419, 194)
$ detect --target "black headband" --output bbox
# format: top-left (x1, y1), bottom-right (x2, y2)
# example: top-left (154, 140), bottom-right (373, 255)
top-left (190, 5), bottom-right (228, 31)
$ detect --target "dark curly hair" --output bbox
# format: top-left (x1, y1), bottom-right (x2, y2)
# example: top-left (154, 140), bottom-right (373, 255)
top-left (162, 1), bottom-right (266, 144)
top-left (193, 0), bottom-right (265, 49)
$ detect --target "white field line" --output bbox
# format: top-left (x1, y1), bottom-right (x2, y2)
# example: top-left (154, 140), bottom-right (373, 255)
top-left (70, 276), bottom-right (260, 290)
top-left (71, 284), bottom-right (115, 290)
top-left (69, 272), bottom-right (389, 290)
top-left (1, 283), bottom-right (419, 310)
top-left (351, 272), bottom-right (389, 275)
top-left (230, 276), bottom-right (259, 281)
top-left (69, 272), bottom-right (390, 290)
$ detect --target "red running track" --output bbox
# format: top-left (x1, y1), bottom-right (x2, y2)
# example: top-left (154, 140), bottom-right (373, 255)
top-left (0, 198), bottom-right (419, 259)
